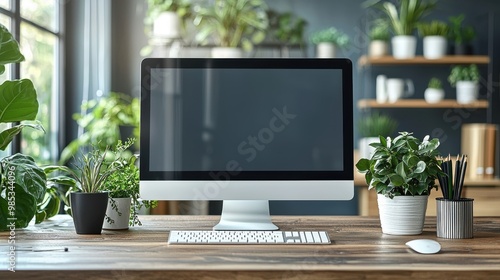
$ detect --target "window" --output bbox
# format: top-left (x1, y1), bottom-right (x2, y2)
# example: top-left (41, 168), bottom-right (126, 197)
top-left (0, 0), bottom-right (63, 164)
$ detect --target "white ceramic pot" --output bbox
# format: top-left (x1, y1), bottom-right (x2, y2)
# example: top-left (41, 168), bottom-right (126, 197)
top-left (316, 42), bottom-right (336, 58)
top-left (359, 137), bottom-right (379, 159)
top-left (377, 194), bottom-right (428, 235)
top-left (391, 35), bottom-right (416, 59)
top-left (456, 81), bottom-right (478, 104)
top-left (423, 36), bottom-right (447, 59)
top-left (103, 197), bottom-right (131, 230)
top-left (153, 11), bottom-right (181, 40)
top-left (211, 47), bottom-right (243, 58)
top-left (424, 88), bottom-right (445, 103)
top-left (369, 40), bottom-right (388, 57)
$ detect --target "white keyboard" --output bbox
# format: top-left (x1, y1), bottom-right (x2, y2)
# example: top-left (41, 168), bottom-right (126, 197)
top-left (168, 230), bottom-right (331, 245)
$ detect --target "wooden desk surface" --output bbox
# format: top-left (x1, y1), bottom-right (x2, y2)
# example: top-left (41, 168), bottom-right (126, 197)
top-left (1, 215), bottom-right (500, 279)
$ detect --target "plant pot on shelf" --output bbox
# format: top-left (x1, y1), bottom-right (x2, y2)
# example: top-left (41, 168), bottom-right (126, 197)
top-left (456, 81), bottom-right (478, 104)
top-left (391, 35), bottom-right (416, 59)
top-left (424, 88), bottom-right (445, 103)
top-left (423, 36), bottom-right (447, 59)
top-left (103, 197), bottom-right (132, 230)
top-left (377, 194), bottom-right (428, 235)
top-left (359, 137), bottom-right (379, 159)
top-left (211, 47), bottom-right (243, 58)
top-left (316, 42), bottom-right (336, 58)
top-left (369, 40), bottom-right (388, 57)
top-left (153, 11), bottom-right (181, 40)
top-left (452, 44), bottom-right (473, 55)
top-left (70, 192), bottom-right (109, 234)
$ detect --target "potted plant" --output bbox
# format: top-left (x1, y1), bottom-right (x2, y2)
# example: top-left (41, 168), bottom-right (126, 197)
top-left (193, 0), bottom-right (268, 58)
top-left (266, 10), bottom-right (307, 55)
top-left (357, 111), bottom-right (398, 159)
top-left (102, 140), bottom-right (156, 230)
top-left (448, 14), bottom-right (475, 55)
top-left (59, 92), bottom-right (139, 164)
top-left (448, 64), bottom-right (480, 104)
top-left (424, 77), bottom-right (445, 103)
top-left (418, 20), bottom-right (449, 59)
top-left (146, 0), bottom-right (193, 41)
top-left (367, 0), bottom-right (435, 59)
top-left (368, 21), bottom-right (390, 57)
top-left (310, 27), bottom-right (350, 58)
top-left (356, 132), bottom-right (443, 235)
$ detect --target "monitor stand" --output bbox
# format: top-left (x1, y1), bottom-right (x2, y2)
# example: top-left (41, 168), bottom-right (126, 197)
top-left (213, 200), bottom-right (279, 231)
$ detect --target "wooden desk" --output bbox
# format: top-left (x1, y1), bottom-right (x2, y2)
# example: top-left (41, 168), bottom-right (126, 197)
top-left (1, 215), bottom-right (500, 279)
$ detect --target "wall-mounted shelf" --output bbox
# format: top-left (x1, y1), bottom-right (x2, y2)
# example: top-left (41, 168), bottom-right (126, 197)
top-left (358, 55), bottom-right (490, 67)
top-left (358, 99), bottom-right (489, 109)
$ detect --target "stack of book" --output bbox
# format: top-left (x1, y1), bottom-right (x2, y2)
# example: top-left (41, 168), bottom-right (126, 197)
top-left (461, 124), bottom-right (499, 179)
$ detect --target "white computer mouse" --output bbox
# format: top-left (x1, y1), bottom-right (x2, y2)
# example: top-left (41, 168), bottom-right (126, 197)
top-left (405, 239), bottom-right (441, 254)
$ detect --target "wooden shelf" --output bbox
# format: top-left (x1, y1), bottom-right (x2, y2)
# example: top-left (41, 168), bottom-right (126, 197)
top-left (357, 99), bottom-right (489, 109)
top-left (358, 55), bottom-right (490, 67)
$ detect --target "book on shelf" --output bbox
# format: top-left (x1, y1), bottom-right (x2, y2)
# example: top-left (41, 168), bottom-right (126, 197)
top-left (461, 124), bottom-right (498, 179)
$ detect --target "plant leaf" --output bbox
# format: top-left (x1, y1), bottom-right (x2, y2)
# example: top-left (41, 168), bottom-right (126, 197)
top-left (0, 24), bottom-right (25, 74)
top-left (0, 79), bottom-right (38, 123)
top-left (0, 121), bottom-right (44, 150)
top-left (414, 161), bottom-right (426, 173)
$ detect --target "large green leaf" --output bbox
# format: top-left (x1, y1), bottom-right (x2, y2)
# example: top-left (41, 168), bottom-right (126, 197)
top-left (0, 79), bottom-right (38, 123)
top-left (0, 24), bottom-right (25, 75)
top-left (0, 121), bottom-right (44, 150)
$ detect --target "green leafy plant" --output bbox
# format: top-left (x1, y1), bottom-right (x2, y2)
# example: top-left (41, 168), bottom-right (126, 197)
top-left (448, 64), bottom-right (480, 87)
top-left (59, 92), bottom-right (139, 164)
top-left (193, 0), bottom-right (268, 51)
top-left (365, 0), bottom-right (435, 36)
top-left (358, 112), bottom-right (398, 138)
top-left (103, 140), bottom-right (157, 226)
top-left (448, 14), bottom-right (475, 45)
top-left (356, 132), bottom-right (443, 198)
top-left (0, 24), bottom-right (48, 231)
top-left (310, 27), bottom-right (350, 48)
top-left (266, 10), bottom-right (308, 45)
top-left (418, 20), bottom-right (449, 37)
top-left (369, 23), bottom-right (390, 41)
top-left (428, 77), bottom-right (442, 89)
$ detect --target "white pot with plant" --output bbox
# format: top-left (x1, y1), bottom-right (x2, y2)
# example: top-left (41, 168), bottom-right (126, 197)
top-left (418, 20), bottom-right (449, 59)
top-left (310, 27), bottom-right (350, 58)
top-left (369, 0), bottom-right (435, 59)
top-left (448, 64), bottom-right (480, 104)
top-left (103, 139), bottom-right (156, 230)
top-left (193, 0), bottom-right (268, 58)
top-left (424, 77), bottom-right (445, 103)
top-left (147, 0), bottom-right (193, 42)
top-left (357, 112), bottom-right (398, 159)
top-left (356, 132), bottom-right (443, 235)
top-left (368, 22), bottom-right (390, 57)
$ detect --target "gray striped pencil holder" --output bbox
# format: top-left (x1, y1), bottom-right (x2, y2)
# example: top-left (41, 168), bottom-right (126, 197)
top-left (436, 198), bottom-right (474, 239)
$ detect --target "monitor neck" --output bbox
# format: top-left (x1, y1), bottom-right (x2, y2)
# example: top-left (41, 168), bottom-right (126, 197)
top-left (213, 200), bottom-right (278, 231)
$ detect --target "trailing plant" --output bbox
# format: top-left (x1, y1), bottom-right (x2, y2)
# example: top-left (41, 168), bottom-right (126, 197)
top-left (427, 77), bottom-right (442, 89)
top-left (266, 10), bottom-right (307, 45)
top-left (194, 0), bottom-right (268, 51)
top-left (0, 24), bottom-right (47, 231)
top-left (310, 27), bottom-right (350, 48)
top-left (448, 14), bottom-right (475, 45)
top-left (358, 111), bottom-right (398, 138)
top-left (448, 64), bottom-right (480, 87)
top-left (364, 0), bottom-right (436, 36)
top-left (103, 140), bottom-right (157, 226)
top-left (356, 132), bottom-right (443, 198)
top-left (59, 92), bottom-right (139, 164)
top-left (418, 20), bottom-right (449, 37)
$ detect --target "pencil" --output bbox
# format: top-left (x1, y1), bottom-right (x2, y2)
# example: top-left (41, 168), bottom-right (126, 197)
top-left (454, 155), bottom-right (461, 200)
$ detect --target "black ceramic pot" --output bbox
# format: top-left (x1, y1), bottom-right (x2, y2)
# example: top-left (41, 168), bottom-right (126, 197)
top-left (70, 192), bottom-right (108, 234)
top-left (453, 44), bottom-right (473, 55)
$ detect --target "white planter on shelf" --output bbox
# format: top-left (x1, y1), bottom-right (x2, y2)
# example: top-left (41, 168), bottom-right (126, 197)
top-left (103, 197), bottom-right (131, 230)
top-left (424, 88), bottom-right (445, 103)
top-left (316, 42), bottom-right (337, 58)
top-left (359, 137), bottom-right (379, 159)
top-left (456, 81), bottom-right (478, 104)
top-left (391, 35), bottom-right (416, 59)
top-left (211, 47), bottom-right (243, 58)
top-left (423, 36), bottom-right (447, 59)
top-left (377, 194), bottom-right (428, 235)
top-left (153, 11), bottom-right (181, 40)
top-left (369, 40), bottom-right (388, 57)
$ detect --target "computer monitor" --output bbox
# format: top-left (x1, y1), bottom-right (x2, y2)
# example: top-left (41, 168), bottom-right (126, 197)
top-left (140, 58), bottom-right (354, 230)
